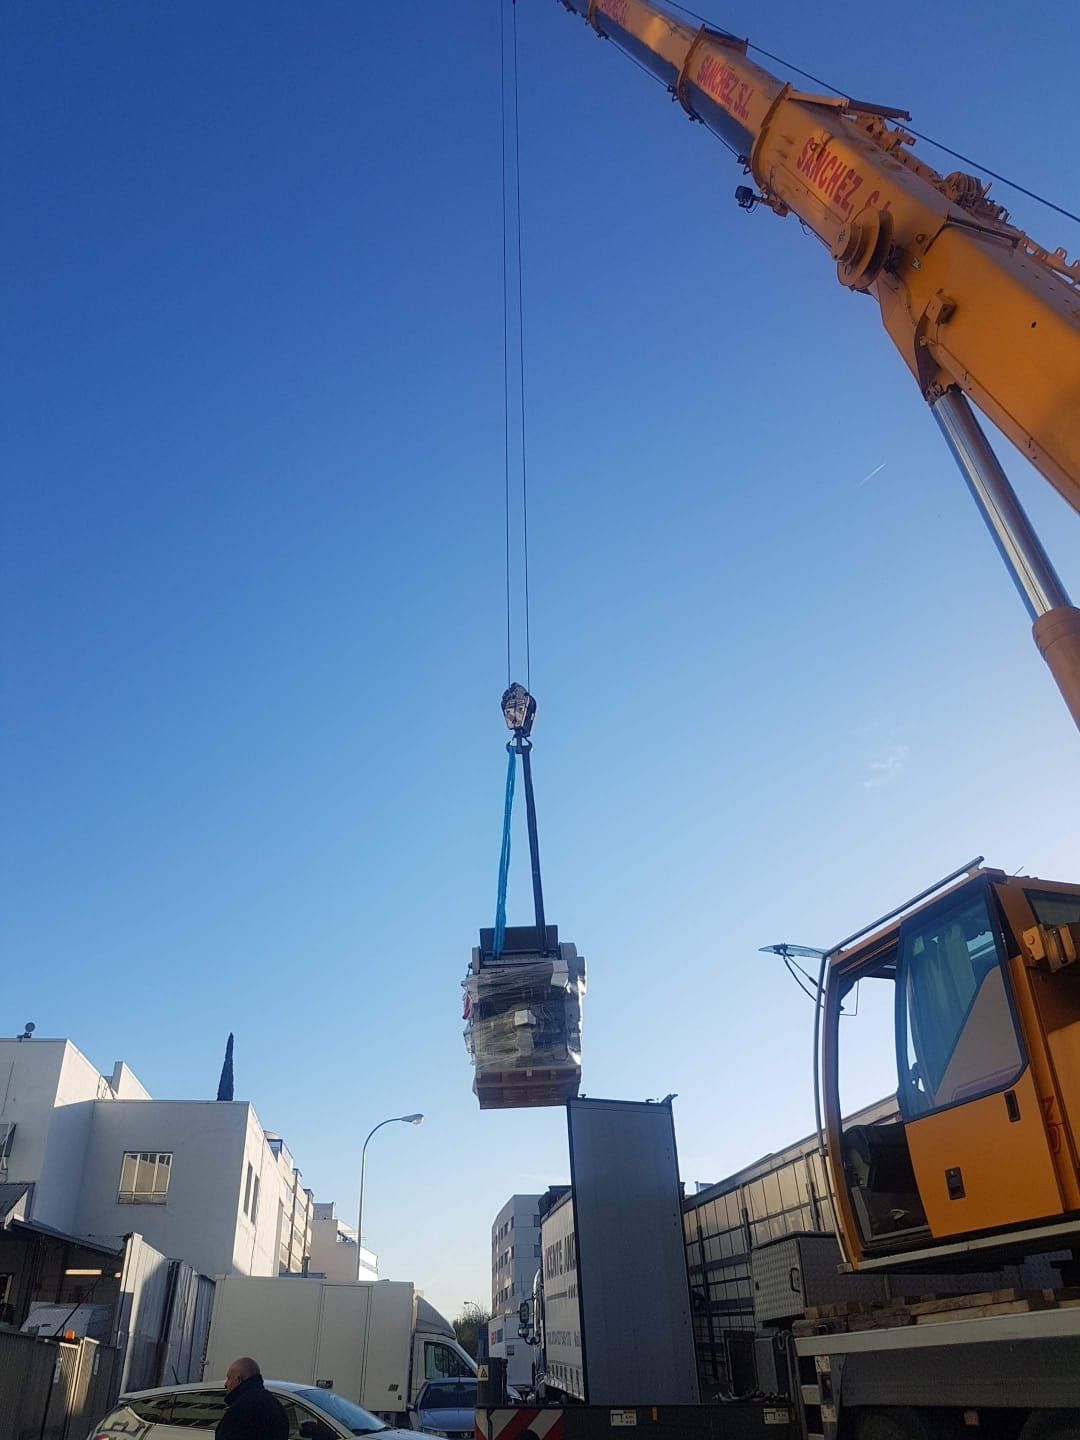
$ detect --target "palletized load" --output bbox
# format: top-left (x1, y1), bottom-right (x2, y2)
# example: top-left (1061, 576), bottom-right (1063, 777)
top-left (465, 684), bottom-right (587, 1109)
top-left (463, 924), bottom-right (586, 1109)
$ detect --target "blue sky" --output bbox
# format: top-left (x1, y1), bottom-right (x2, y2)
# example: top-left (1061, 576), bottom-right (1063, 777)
top-left (4, 0), bottom-right (1078, 1319)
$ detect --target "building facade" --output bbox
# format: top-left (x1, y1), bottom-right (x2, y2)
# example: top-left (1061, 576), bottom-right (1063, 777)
top-left (266, 1134), bottom-right (315, 1276)
top-left (309, 1200), bottom-right (378, 1282)
top-left (682, 1098), bottom-right (893, 1394)
top-left (488, 1193), bottom-right (542, 1390)
top-left (0, 1037), bottom-right (316, 1281)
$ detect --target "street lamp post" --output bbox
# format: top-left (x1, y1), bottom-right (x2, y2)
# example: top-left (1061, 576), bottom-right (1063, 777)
top-left (357, 1113), bottom-right (424, 1271)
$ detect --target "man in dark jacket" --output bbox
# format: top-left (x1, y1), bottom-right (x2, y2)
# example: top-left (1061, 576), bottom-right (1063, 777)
top-left (216, 1357), bottom-right (289, 1440)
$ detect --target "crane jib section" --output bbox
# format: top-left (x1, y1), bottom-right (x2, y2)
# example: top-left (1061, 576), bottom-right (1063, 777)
top-left (559, 0), bottom-right (1080, 515)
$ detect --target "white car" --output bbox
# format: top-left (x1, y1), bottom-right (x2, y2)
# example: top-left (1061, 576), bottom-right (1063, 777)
top-left (89, 1380), bottom-right (428, 1439)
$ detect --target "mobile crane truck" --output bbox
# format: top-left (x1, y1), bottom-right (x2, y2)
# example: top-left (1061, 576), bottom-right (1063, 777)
top-left (477, 9), bottom-right (1080, 1440)
top-left (477, 863), bottom-right (1080, 1440)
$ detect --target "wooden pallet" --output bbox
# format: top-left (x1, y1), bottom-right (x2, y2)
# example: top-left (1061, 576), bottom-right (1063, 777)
top-left (475, 1065), bottom-right (581, 1110)
top-left (792, 1287), bottom-right (1080, 1338)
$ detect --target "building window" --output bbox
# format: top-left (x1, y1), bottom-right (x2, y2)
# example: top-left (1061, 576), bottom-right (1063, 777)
top-left (244, 1163), bottom-right (254, 1216)
top-left (251, 1175), bottom-right (260, 1224)
top-left (118, 1152), bottom-right (172, 1205)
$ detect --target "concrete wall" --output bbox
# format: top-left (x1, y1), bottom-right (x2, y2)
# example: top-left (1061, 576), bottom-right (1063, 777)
top-left (310, 1202), bottom-right (378, 1282)
top-left (0, 1039), bottom-right (127, 1233)
top-left (76, 1101), bottom-right (251, 1277)
top-left (0, 1038), bottom-right (315, 1286)
top-left (232, 1104), bottom-right (286, 1276)
top-left (108, 1062), bottom-right (151, 1101)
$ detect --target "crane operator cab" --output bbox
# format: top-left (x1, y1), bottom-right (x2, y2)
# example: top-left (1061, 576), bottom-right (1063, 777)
top-left (820, 864), bottom-right (1080, 1271)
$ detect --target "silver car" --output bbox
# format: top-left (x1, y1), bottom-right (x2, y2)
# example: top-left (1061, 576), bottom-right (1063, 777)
top-left (89, 1379), bottom-right (426, 1439)
top-left (409, 1377), bottom-right (520, 1440)
top-left (409, 1378), bottom-right (478, 1440)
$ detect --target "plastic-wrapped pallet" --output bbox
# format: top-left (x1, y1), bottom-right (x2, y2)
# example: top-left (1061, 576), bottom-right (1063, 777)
top-left (463, 925), bottom-right (586, 1109)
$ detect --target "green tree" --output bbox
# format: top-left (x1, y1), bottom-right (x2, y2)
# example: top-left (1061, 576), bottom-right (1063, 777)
top-left (453, 1302), bottom-right (492, 1360)
top-left (216, 1033), bottom-right (235, 1102)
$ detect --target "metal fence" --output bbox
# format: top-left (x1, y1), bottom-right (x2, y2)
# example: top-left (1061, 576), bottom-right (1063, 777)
top-left (0, 1330), bottom-right (118, 1440)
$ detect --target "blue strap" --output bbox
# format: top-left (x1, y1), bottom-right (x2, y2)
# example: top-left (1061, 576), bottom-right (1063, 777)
top-left (493, 746), bottom-right (517, 958)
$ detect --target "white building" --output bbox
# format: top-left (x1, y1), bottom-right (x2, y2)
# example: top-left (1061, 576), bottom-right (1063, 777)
top-left (309, 1200), bottom-right (378, 1282)
top-left (489, 1193), bottom-right (542, 1390)
top-left (0, 1036), bottom-right (314, 1280)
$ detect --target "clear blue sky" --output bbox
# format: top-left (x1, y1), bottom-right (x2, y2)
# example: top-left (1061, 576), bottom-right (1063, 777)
top-left (4, 0), bottom-right (1078, 1320)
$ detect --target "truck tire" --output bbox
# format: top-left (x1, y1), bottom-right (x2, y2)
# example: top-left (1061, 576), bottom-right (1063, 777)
top-left (855, 1408), bottom-right (943, 1440)
top-left (1020, 1411), bottom-right (1080, 1440)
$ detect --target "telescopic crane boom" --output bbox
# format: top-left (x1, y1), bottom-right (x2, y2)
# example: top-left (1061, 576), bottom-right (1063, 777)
top-left (555, 0), bottom-right (1080, 726)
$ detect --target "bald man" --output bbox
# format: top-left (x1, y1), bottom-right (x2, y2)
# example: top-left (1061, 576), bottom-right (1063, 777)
top-left (216, 1357), bottom-right (288, 1440)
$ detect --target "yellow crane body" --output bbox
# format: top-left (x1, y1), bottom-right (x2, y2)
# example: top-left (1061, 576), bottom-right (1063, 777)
top-left (819, 866), bottom-right (1080, 1270)
top-left (558, 0), bottom-right (1080, 725)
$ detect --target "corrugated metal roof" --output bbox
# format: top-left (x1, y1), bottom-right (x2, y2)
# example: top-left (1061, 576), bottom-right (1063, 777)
top-left (8, 1216), bottom-right (124, 1255)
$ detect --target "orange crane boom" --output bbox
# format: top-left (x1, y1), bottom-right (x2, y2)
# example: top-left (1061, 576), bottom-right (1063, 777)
top-left (555, 0), bottom-right (1080, 725)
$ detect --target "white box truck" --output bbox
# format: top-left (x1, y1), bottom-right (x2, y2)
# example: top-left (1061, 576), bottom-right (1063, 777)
top-left (204, 1278), bottom-right (475, 1423)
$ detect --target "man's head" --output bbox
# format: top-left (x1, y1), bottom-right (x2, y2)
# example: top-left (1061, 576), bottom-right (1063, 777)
top-left (225, 1357), bottom-right (261, 1394)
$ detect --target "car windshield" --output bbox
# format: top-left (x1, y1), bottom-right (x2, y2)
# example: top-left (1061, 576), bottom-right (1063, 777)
top-left (294, 1389), bottom-right (391, 1435)
top-left (422, 1383), bottom-right (476, 1408)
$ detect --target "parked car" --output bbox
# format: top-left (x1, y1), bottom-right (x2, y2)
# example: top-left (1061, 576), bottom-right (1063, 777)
top-left (89, 1379), bottom-right (427, 1439)
top-left (409, 1377), bottom-right (519, 1439)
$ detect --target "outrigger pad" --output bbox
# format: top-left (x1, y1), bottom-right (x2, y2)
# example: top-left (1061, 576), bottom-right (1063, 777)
top-left (463, 936), bottom-right (586, 1110)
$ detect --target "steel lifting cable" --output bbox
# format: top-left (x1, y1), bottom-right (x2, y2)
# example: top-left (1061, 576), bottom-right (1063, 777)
top-left (492, 1), bottom-right (546, 959)
top-left (512, 0), bottom-right (533, 693)
top-left (501, 0), bottom-right (533, 691)
top-left (500, 0), bottom-right (512, 689)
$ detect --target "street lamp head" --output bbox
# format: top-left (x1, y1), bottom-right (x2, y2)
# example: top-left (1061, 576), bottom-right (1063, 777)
top-left (402, 1113), bottom-right (424, 1125)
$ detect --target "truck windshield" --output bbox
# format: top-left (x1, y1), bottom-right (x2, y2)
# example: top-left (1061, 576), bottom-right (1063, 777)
top-left (296, 1390), bottom-right (391, 1435)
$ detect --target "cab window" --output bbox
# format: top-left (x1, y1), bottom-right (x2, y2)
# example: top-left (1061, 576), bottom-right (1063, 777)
top-left (424, 1342), bottom-right (471, 1379)
top-left (1027, 890), bottom-right (1080, 927)
top-left (897, 886), bottom-right (1023, 1117)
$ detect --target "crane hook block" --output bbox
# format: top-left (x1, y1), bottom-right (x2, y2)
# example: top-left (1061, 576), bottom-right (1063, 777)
top-left (501, 682), bottom-right (536, 735)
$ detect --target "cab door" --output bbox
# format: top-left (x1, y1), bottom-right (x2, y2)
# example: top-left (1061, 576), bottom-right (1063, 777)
top-left (895, 880), bottom-right (1065, 1238)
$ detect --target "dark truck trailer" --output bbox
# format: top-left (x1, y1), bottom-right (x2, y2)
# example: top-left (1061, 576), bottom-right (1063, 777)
top-left (528, 1098), bottom-right (699, 1408)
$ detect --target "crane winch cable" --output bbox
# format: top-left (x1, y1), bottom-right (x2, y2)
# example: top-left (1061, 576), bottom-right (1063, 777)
top-left (500, 0), bottom-right (533, 690)
top-left (491, 3), bottom-right (548, 961)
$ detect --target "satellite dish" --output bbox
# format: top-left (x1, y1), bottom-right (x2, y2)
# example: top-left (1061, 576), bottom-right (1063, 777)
top-left (18, 1022), bottom-right (36, 1040)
